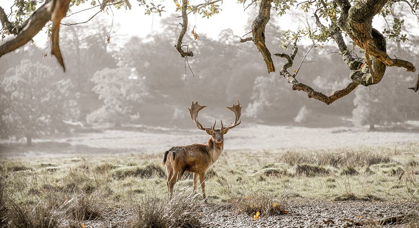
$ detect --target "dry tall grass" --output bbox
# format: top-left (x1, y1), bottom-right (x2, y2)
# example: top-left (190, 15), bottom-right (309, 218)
top-left (0, 143), bottom-right (418, 226)
top-left (131, 192), bottom-right (202, 228)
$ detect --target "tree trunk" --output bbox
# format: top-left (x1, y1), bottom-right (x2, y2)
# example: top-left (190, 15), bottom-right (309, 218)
top-left (26, 134), bottom-right (32, 147)
top-left (369, 124), bottom-right (376, 131)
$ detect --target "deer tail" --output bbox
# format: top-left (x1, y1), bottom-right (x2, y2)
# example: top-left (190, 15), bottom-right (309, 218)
top-left (162, 150), bottom-right (169, 166)
top-left (163, 147), bottom-right (176, 165)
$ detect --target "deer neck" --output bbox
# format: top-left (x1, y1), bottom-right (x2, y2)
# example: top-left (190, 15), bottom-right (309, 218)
top-left (207, 138), bottom-right (224, 164)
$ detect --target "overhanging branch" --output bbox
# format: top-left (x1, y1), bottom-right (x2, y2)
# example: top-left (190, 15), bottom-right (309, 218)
top-left (175, 0), bottom-right (193, 58)
top-left (50, 0), bottom-right (71, 72)
top-left (252, 0), bottom-right (274, 73)
top-left (313, 10), bottom-right (363, 71)
top-left (335, 0), bottom-right (416, 85)
top-left (0, 2), bottom-right (51, 57)
top-left (275, 41), bottom-right (359, 105)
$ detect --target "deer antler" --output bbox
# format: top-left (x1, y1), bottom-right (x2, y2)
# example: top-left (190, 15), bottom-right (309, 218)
top-left (221, 101), bottom-right (242, 133)
top-left (189, 101), bottom-right (215, 131)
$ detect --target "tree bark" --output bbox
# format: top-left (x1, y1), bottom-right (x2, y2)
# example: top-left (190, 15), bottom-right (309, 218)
top-left (175, 0), bottom-right (193, 58)
top-left (0, 2), bottom-right (51, 57)
top-left (252, 0), bottom-right (274, 73)
top-left (336, 0), bottom-right (415, 84)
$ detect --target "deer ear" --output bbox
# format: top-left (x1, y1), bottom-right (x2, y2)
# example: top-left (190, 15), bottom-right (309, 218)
top-left (205, 129), bottom-right (213, 135)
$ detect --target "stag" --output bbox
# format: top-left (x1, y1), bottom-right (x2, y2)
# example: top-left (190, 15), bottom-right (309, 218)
top-left (162, 101), bottom-right (242, 199)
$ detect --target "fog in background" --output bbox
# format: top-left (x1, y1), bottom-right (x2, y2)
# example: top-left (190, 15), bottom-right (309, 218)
top-left (1, 16), bottom-right (419, 156)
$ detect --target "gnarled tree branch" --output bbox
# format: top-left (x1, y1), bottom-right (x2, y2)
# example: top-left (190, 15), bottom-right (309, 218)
top-left (175, 0), bottom-right (193, 58)
top-left (0, 2), bottom-right (51, 58)
top-left (313, 10), bottom-right (362, 71)
top-left (252, 0), bottom-right (274, 73)
top-left (335, 0), bottom-right (416, 85)
top-left (0, 0), bottom-right (71, 72)
top-left (275, 43), bottom-right (359, 105)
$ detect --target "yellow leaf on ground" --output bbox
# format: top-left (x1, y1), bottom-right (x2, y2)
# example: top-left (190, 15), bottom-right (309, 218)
top-left (254, 211), bottom-right (260, 220)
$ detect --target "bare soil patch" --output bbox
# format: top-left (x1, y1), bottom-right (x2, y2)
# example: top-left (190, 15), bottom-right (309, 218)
top-left (78, 201), bottom-right (418, 227)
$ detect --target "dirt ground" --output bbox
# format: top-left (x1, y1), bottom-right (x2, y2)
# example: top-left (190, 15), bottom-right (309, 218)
top-left (79, 200), bottom-right (418, 227)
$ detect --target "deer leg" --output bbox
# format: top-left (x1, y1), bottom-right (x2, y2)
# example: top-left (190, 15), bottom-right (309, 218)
top-left (193, 173), bottom-right (198, 193)
top-left (166, 165), bottom-right (174, 198)
top-left (168, 170), bottom-right (178, 200)
top-left (199, 172), bottom-right (206, 200)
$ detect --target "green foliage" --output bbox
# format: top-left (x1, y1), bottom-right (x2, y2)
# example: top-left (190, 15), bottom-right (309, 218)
top-left (138, 0), bottom-right (166, 16)
top-left (383, 18), bottom-right (408, 42)
top-left (0, 60), bottom-right (79, 140)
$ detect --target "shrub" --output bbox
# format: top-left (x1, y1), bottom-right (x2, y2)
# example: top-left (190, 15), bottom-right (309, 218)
top-left (130, 193), bottom-right (202, 228)
top-left (6, 201), bottom-right (59, 228)
top-left (0, 180), bottom-right (8, 227)
top-left (296, 164), bottom-right (330, 177)
top-left (340, 166), bottom-right (359, 176)
top-left (65, 193), bottom-right (102, 221)
top-left (112, 164), bottom-right (165, 180)
top-left (262, 168), bottom-right (288, 177)
top-left (280, 150), bottom-right (391, 168)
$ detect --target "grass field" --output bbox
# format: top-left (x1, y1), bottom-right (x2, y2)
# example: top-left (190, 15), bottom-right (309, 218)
top-left (0, 126), bottom-right (418, 227)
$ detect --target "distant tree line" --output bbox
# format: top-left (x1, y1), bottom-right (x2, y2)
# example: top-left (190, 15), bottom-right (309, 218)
top-left (1, 17), bottom-right (418, 145)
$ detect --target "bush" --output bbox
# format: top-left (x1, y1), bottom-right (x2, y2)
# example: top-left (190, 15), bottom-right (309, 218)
top-left (6, 201), bottom-right (59, 228)
top-left (262, 168), bottom-right (288, 177)
top-left (296, 164), bottom-right (330, 177)
top-left (65, 193), bottom-right (102, 221)
top-left (0, 180), bottom-right (8, 227)
top-left (112, 164), bottom-right (165, 180)
top-left (131, 193), bottom-right (202, 228)
top-left (280, 150), bottom-right (391, 168)
top-left (340, 166), bottom-right (359, 176)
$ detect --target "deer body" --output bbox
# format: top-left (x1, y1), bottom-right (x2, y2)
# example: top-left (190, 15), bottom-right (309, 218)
top-left (163, 101), bottom-right (241, 199)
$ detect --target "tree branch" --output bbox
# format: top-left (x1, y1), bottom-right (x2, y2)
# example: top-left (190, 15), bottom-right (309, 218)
top-left (240, 37), bottom-right (252, 42)
top-left (175, 0), bottom-right (193, 58)
top-left (0, 6), bottom-right (17, 35)
top-left (295, 44), bottom-right (315, 76)
top-left (243, 0), bottom-right (257, 11)
top-left (252, 0), bottom-right (274, 73)
top-left (0, 2), bottom-right (51, 58)
top-left (275, 41), bottom-right (359, 105)
top-left (313, 9), bottom-right (362, 71)
top-left (187, 0), bottom-right (223, 15)
top-left (61, 10), bottom-right (101, 26)
top-left (408, 74), bottom-right (419, 92)
top-left (50, 0), bottom-right (71, 72)
top-left (335, 0), bottom-right (416, 81)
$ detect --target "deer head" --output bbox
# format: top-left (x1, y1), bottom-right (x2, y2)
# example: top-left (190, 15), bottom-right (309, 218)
top-left (188, 101), bottom-right (241, 144)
